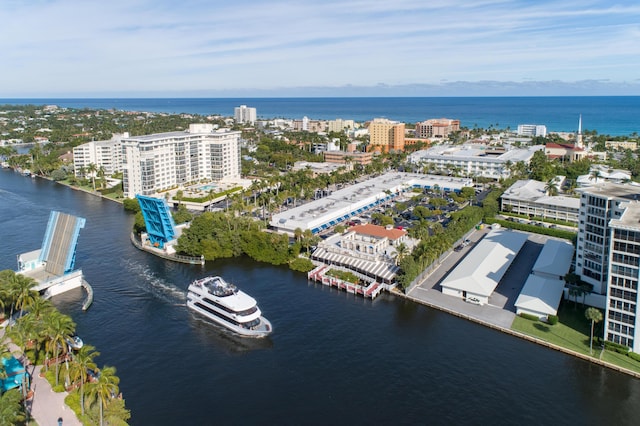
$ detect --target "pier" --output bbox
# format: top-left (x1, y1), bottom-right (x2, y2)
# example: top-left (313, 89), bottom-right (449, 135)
top-left (307, 264), bottom-right (388, 299)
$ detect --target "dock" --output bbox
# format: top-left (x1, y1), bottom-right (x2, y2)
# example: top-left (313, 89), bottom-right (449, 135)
top-left (130, 233), bottom-right (205, 265)
top-left (307, 264), bottom-right (388, 299)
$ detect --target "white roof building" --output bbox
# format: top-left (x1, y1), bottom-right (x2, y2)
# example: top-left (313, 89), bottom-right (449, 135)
top-left (269, 172), bottom-right (472, 235)
top-left (515, 275), bottom-right (565, 319)
top-left (532, 239), bottom-right (574, 280)
top-left (500, 179), bottom-right (580, 224)
top-left (408, 144), bottom-right (543, 179)
top-left (440, 229), bottom-right (529, 305)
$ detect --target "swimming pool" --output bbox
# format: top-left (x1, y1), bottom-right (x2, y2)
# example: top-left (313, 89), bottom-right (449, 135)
top-left (0, 356), bottom-right (27, 392)
top-left (198, 184), bottom-right (218, 192)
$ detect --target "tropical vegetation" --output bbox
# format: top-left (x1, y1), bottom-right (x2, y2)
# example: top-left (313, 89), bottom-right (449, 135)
top-left (0, 270), bottom-right (130, 425)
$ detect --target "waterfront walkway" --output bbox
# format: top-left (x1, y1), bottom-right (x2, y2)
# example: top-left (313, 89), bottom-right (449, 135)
top-left (0, 329), bottom-right (82, 426)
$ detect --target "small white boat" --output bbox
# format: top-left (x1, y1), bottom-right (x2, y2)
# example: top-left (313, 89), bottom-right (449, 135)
top-left (187, 276), bottom-right (272, 338)
top-left (66, 335), bottom-right (84, 350)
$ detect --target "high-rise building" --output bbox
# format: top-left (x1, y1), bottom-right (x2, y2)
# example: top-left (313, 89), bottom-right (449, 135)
top-left (121, 124), bottom-right (241, 199)
top-left (72, 133), bottom-right (129, 177)
top-left (368, 118), bottom-right (405, 152)
top-left (328, 118), bottom-right (356, 133)
top-left (517, 124), bottom-right (547, 137)
top-left (415, 118), bottom-right (460, 139)
top-left (234, 105), bottom-right (257, 124)
top-left (576, 183), bottom-right (640, 352)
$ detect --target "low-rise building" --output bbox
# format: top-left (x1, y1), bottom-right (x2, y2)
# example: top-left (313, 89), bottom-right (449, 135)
top-left (517, 124), bottom-right (547, 137)
top-left (408, 144), bottom-right (543, 179)
top-left (440, 229), bottom-right (529, 305)
top-left (310, 224), bottom-right (413, 284)
top-left (270, 172), bottom-right (472, 235)
top-left (323, 151), bottom-right (373, 165)
top-left (500, 179), bottom-right (580, 223)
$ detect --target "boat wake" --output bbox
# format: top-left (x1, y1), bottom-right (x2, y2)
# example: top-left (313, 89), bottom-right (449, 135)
top-left (123, 259), bottom-right (187, 304)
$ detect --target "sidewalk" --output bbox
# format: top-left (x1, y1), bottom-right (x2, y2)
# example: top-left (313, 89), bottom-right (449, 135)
top-left (1, 329), bottom-right (82, 426)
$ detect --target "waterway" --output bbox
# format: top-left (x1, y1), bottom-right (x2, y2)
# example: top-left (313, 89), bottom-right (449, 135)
top-left (1, 169), bottom-right (640, 425)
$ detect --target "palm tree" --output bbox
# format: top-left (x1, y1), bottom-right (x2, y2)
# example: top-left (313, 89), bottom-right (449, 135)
top-left (69, 345), bottom-right (99, 416)
top-left (544, 178), bottom-right (559, 196)
top-left (589, 169), bottom-right (602, 183)
top-left (13, 274), bottom-right (38, 319)
top-left (86, 163), bottom-right (98, 191)
top-left (43, 311), bottom-right (76, 385)
top-left (87, 365), bottom-right (120, 426)
top-left (394, 242), bottom-right (409, 266)
top-left (585, 307), bottom-right (603, 354)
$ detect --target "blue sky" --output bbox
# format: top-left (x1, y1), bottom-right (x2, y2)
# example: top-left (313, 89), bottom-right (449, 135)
top-left (2, 0), bottom-right (640, 97)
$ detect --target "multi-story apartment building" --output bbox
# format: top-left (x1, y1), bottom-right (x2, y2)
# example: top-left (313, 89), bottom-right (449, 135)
top-left (500, 179), bottom-right (580, 224)
top-left (575, 183), bottom-right (640, 352)
top-left (408, 144), bottom-right (542, 179)
top-left (415, 118), bottom-right (460, 139)
top-left (292, 117), bottom-right (327, 133)
top-left (121, 124), bottom-right (241, 199)
top-left (72, 133), bottom-right (128, 177)
top-left (327, 118), bottom-right (356, 133)
top-left (234, 105), bottom-right (257, 124)
top-left (368, 118), bottom-right (405, 152)
top-left (517, 124), bottom-right (547, 137)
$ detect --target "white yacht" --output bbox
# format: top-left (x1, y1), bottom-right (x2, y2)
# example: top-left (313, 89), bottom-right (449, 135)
top-left (187, 276), bottom-right (272, 338)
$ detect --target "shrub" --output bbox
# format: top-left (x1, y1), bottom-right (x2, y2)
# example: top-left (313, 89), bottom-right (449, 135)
top-left (122, 197), bottom-right (141, 213)
top-left (519, 312), bottom-right (540, 322)
top-left (547, 314), bottom-right (559, 325)
top-left (289, 257), bottom-right (315, 273)
top-left (628, 352), bottom-right (640, 362)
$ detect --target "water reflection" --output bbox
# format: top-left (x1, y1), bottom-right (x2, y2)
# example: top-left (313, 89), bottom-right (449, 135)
top-left (188, 313), bottom-right (274, 354)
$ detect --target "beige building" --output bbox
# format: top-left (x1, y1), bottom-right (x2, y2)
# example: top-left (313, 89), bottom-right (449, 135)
top-left (368, 118), bottom-right (405, 152)
top-left (328, 119), bottom-right (356, 133)
top-left (415, 118), bottom-right (460, 139)
top-left (324, 151), bottom-right (373, 165)
top-left (605, 140), bottom-right (638, 151)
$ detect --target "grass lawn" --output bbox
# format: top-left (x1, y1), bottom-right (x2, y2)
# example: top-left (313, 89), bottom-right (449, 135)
top-left (511, 302), bottom-right (640, 374)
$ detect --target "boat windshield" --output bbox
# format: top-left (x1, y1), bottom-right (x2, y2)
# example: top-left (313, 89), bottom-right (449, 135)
top-left (199, 277), bottom-right (237, 297)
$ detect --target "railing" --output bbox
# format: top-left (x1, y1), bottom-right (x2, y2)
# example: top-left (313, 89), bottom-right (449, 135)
top-left (130, 233), bottom-right (205, 265)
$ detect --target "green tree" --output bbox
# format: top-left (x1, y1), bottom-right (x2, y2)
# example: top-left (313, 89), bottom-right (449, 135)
top-left (69, 345), bottom-right (100, 416)
top-left (0, 389), bottom-right (26, 425)
top-left (86, 366), bottom-right (120, 426)
top-left (43, 311), bottom-right (76, 385)
top-left (544, 178), bottom-right (559, 196)
top-left (585, 307), bottom-right (603, 355)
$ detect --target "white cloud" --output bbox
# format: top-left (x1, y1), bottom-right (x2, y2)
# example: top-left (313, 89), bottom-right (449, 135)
top-left (1, 0), bottom-right (639, 96)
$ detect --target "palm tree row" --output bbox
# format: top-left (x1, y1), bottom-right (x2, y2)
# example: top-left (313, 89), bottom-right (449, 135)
top-left (0, 270), bottom-right (129, 425)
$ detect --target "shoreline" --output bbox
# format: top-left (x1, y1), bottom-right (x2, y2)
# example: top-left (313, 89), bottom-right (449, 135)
top-left (395, 289), bottom-right (640, 380)
top-left (19, 170), bottom-right (640, 380)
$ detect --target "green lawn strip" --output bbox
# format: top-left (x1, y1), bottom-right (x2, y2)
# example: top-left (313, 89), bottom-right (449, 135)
top-left (511, 303), bottom-right (640, 374)
top-left (601, 351), bottom-right (640, 374)
top-left (511, 314), bottom-right (592, 356)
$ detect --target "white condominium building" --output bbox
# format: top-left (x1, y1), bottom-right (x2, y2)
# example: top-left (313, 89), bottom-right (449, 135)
top-left (73, 133), bottom-right (129, 177)
top-left (234, 105), bottom-right (257, 124)
top-left (408, 144), bottom-right (543, 179)
top-left (517, 124), bottom-right (547, 137)
top-left (575, 182), bottom-right (640, 352)
top-left (121, 124), bottom-right (241, 199)
top-left (328, 118), bottom-right (356, 133)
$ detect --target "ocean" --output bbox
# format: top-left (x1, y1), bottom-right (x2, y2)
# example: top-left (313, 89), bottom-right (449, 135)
top-left (1, 96), bottom-right (639, 136)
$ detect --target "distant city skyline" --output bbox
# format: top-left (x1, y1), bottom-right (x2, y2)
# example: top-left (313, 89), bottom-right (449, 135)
top-left (2, 0), bottom-right (640, 97)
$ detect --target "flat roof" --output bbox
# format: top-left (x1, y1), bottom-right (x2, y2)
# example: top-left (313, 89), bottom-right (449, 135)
top-left (440, 229), bottom-right (529, 297)
top-left (270, 172), bottom-right (472, 233)
top-left (532, 239), bottom-right (574, 277)
top-left (577, 182), bottom-right (640, 200)
top-left (515, 275), bottom-right (565, 316)
top-left (610, 201), bottom-right (640, 230)
top-left (409, 144), bottom-right (542, 163)
top-left (501, 179), bottom-right (580, 209)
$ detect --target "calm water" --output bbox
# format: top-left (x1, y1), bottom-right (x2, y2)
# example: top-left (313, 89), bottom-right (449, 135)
top-left (1, 170), bottom-right (640, 425)
top-left (1, 96), bottom-right (639, 136)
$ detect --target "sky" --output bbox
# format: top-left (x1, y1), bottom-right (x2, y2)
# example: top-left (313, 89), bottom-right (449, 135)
top-left (1, 0), bottom-right (640, 97)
